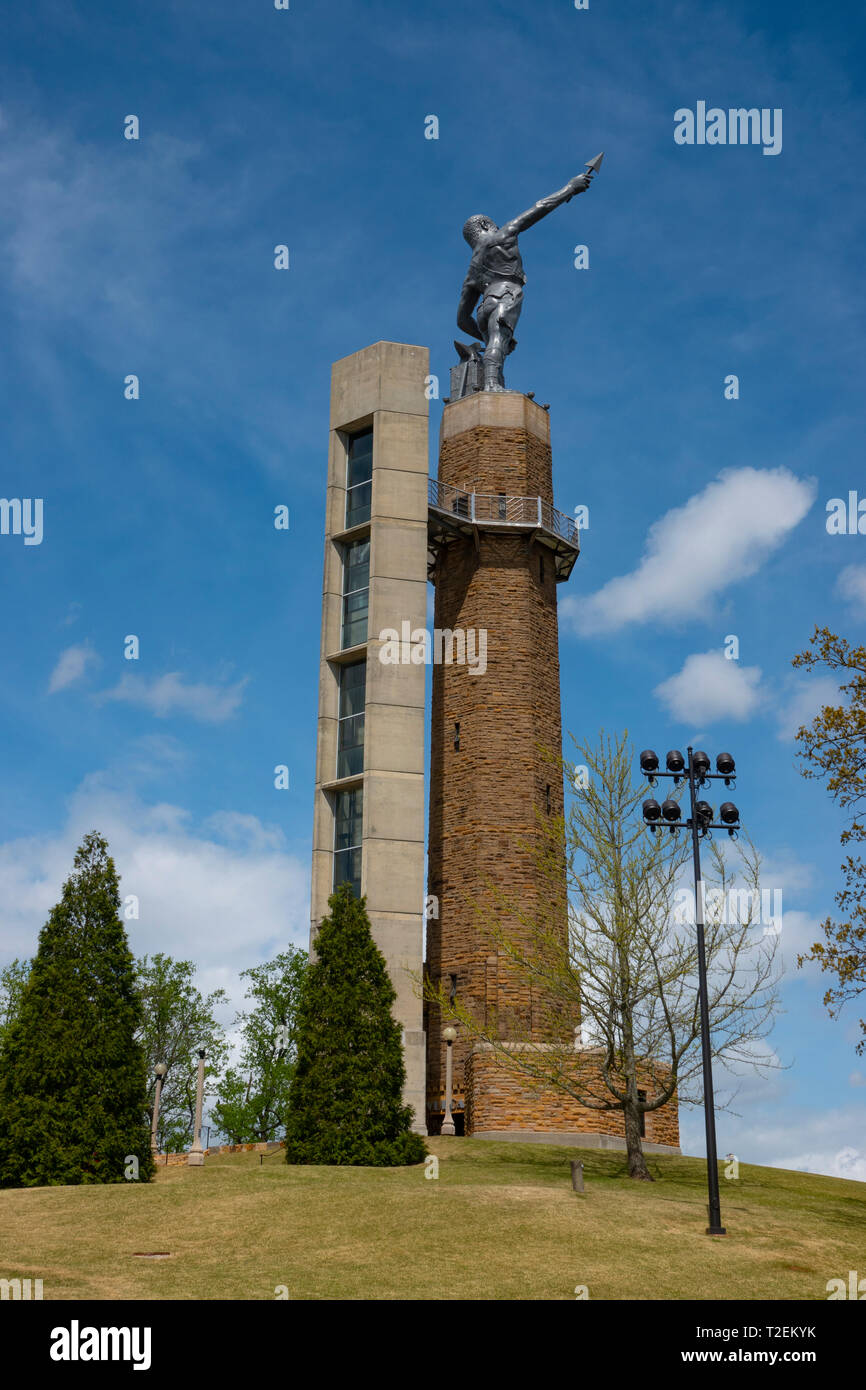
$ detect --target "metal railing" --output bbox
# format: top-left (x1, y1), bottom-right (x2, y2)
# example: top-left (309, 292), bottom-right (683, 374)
top-left (428, 478), bottom-right (578, 545)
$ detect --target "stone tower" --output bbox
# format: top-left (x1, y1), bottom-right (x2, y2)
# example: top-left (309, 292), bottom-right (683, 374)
top-left (309, 346), bottom-right (681, 1152)
top-left (425, 391), bottom-right (580, 1130)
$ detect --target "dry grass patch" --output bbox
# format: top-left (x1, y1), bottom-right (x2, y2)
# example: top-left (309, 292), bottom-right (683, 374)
top-left (0, 1139), bottom-right (862, 1300)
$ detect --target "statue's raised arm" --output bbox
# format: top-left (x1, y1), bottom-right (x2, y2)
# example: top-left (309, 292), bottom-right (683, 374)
top-left (455, 153), bottom-right (603, 393)
top-left (501, 172), bottom-right (591, 239)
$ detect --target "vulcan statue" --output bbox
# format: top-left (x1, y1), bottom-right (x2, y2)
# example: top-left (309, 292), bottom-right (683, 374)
top-left (456, 155), bottom-right (603, 393)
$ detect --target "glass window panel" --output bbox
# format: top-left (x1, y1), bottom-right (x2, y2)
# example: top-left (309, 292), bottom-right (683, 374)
top-left (337, 716), bottom-right (365, 779)
top-left (342, 591), bottom-right (368, 648)
top-left (341, 539), bottom-right (369, 648)
top-left (334, 847), bottom-right (362, 897)
top-left (337, 662), bottom-right (366, 777)
top-left (343, 538), bottom-right (370, 594)
top-left (339, 661), bottom-right (366, 718)
top-left (346, 428), bottom-right (373, 490)
top-left (346, 479), bottom-right (372, 528)
top-left (334, 787), bottom-right (363, 850)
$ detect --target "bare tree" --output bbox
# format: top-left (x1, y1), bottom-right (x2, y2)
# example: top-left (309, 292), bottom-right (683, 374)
top-left (427, 731), bottom-right (782, 1180)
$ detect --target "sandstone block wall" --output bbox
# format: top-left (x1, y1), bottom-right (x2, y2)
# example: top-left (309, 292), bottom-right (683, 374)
top-left (159, 1140), bottom-right (285, 1166)
top-left (465, 1047), bottom-right (681, 1150)
top-left (426, 398), bottom-right (570, 1117)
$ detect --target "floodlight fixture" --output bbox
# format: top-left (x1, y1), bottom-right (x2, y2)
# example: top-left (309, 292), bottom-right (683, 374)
top-left (692, 750), bottom-right (711, 780)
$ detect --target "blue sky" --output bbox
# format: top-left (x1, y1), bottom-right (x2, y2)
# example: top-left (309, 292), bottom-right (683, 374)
top-left (1, 0), bottom-right (865, 1177)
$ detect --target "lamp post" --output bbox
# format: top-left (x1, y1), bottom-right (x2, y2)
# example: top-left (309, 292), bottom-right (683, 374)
top-left (150, 1062), bottom-right (167, 1153)
top-left (187, 1044), bottom-right (206, 1167)
top-left (441, 1026), bottom-right (457, 1136)
top-left (639, 746), bottom-right (741, 1236)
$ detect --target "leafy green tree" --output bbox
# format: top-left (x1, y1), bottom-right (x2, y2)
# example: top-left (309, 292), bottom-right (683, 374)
top-left (135, 954), bottom-right (228, 1152)
top-left (0, 832), bottom-right (155, 1187)
top-left (793, 627), bottom-right (866, 1052)
top-left (285, 885), bottom-right (426, 1166)
top-left (212, 948), bottom-right (307, 1143)
top-left (0, 958), bottom-right (31, 1050)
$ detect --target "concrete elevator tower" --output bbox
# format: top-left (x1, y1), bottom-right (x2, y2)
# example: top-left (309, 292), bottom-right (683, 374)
top-left (310, 341), bottom-right (429, 1134)
top-left (425, 392), bottom-right (580, 1133)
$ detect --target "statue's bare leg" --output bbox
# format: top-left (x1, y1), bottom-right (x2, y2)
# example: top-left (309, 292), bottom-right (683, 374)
top-left (478, 285), bottom-right (523, 391)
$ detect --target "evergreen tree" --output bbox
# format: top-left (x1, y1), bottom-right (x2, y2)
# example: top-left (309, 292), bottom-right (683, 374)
top-left (0, 832), bottom-right (155, 1187)
top-left (285, 885), bottom-right (426, 1166)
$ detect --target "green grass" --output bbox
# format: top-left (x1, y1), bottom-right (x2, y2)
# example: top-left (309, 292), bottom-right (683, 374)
top-left (2, 1140), bottom-right (863, 1300)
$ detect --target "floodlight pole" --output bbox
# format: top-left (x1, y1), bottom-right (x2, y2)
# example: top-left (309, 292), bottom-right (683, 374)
top-left (685, 747), bottom-right (726, 1236)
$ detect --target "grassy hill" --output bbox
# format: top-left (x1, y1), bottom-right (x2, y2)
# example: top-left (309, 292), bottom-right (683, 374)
top-left (2, 1138), bottom-right (863, 1300)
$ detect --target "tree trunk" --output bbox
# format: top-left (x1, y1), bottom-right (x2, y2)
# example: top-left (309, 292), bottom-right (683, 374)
top-left (623, 1097), bottom-right (653, 1180)
top-left (615, 934), bottom-right (652, 1180)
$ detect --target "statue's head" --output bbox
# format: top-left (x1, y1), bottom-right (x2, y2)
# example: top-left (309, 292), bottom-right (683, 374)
top-left (463, 214), bottom-right (498, 247)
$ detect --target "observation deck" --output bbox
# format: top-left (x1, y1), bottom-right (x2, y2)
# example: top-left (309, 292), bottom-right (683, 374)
top-left (427, 478), bottom-right (580, 581)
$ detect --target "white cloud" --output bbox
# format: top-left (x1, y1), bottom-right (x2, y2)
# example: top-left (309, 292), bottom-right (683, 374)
top-left (710, 1041), bottom-right (786, 1107)
top-left (681, 1100), bottom-right (866, 1181)
top-left (849, 1072), bottom-right (866, 1089)
top-left (691, 847), bottom-right (822, 975)
top-left (0, 761), bottom-right (309, 1008)
top-left (836, 564), bottom-right (866, 615)
top-left (562, 467), bottom-right (816, 636)
top-left (773, 910), bottom-right (825, 978)
top-left (654, 649), bottom-right (763, 724)
top-left (204, 811), bottom-right (285, 854)
top-left (756, 849), bottom-right (815, 899)
top-left (48, 643), bottom-right (98, 693)
top-left (771, 1145), bottom-right (866, 1183)
top-left (776, 675), bottom-right (841, 742)
top-left (98, 671), bottom-right (248, 723)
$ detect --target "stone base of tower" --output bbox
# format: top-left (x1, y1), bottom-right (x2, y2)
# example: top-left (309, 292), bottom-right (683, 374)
top-left (464, 1046), bottom-right (681, 1153)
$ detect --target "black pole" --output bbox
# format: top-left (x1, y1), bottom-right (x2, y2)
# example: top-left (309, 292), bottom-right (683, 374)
top-left (686, 746), bottom-right (726, 1236)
